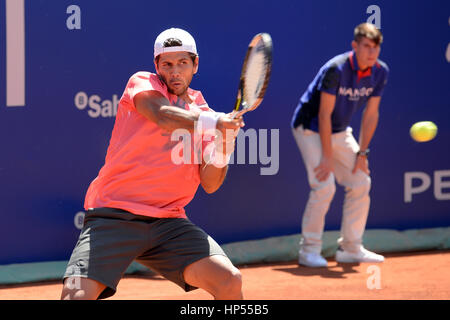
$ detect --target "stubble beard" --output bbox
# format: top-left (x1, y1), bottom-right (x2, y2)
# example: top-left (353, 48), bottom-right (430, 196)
top-left (159, 73), bottom-right (190, 98)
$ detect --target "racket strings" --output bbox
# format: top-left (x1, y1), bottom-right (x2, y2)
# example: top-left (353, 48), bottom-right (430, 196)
top-left (243, 44), bottom-right (268, 107)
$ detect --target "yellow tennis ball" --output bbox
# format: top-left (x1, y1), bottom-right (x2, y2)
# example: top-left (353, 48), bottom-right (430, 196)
top-left (410, 121), bottom-right (438, 142)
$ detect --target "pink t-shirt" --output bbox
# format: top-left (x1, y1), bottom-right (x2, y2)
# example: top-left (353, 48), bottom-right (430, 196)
top-left (84, 72), bottom-right (212, 218)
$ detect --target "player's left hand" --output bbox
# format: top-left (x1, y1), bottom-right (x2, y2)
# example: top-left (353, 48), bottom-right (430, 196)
top-left (352, 155), bottom-right (370, 175)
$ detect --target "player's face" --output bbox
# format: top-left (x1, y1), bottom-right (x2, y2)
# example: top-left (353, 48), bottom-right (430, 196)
top-left (155, 52), bottom-right (199, 97)
top-left (352, 37), bottom-right (381, 70)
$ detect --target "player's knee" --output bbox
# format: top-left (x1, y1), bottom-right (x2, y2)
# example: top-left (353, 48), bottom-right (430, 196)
top-left (61, 288), bottom-right (90, 300)
top-left (61, 277), bottom-right (102, 300)
top-left (217, 268), bottom-right (242, 297)
top-left (362, 176), bottom-right (371, 192)
top-left (346, 176), bottom-right (371, 198)
top-left (61, 285), bottom-right (85, 300)
top-left (311, 181), bottom-right (336, 202)
top-left (225, 269), bottom-right (243, 295)
top-left (357, 175), bottom-right (371, 193)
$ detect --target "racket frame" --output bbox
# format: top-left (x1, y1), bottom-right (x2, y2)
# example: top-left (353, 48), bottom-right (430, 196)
top-left (233, 33), bottom-right (272, 118)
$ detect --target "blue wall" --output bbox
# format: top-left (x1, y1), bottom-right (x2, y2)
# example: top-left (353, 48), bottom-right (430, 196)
top-left (1, 0), bottom-right (449, 264)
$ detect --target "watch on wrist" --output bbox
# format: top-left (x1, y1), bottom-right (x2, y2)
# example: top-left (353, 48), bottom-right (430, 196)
top-left (357, 148), bottom-right (370, 157)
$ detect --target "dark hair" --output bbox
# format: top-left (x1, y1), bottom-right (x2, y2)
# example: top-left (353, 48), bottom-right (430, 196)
top-left (154, 37), bottom-right (198, 64)
top-left (354, 23), bottom-right (383, 45)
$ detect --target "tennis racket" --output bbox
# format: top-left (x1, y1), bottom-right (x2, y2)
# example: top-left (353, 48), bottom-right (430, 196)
top-left (233, 33), bottom-right (272, 119)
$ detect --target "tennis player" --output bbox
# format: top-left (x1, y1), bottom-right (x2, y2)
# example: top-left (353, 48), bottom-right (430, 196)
top-left (61, 28), bottom-right (244, 299)
top-left (291, 23), bottom-right (389, 267)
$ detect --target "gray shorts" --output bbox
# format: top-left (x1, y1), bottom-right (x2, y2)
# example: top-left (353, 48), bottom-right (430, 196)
top-left (63, 207), bottom-right (227, 299)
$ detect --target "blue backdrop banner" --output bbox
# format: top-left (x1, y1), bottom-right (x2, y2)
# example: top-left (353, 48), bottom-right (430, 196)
top-left (0, 0), bottom-right (449, 264)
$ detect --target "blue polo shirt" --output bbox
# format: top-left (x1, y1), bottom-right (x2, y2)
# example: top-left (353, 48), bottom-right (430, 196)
top-left (291, 51), bottom-right (389, 133)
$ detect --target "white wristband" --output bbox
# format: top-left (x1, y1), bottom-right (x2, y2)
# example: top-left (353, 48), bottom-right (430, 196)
top-left (197, 112), bottom-right (224, 137)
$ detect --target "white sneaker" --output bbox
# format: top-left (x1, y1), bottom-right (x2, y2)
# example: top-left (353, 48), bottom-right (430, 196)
top-left (335, 246), bottom-right (385, 263)
top-left (298, 251), bottom-right (328, 267)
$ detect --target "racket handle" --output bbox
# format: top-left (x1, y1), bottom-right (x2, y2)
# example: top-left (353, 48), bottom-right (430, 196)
top-left (232, 109), bottom-right (247, 119)
top-left (234, 79), bottom-right (244, 111)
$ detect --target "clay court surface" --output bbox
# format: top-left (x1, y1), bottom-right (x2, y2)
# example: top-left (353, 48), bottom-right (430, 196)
top-left (0, 250), bottom-right (449, 300)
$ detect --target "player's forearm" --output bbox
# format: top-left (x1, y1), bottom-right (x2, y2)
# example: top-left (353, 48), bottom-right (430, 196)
top-left (200, 165), bottom-right (228, 194)
top-left (156, 105), bottom-right (200, 133)
top-left (318, 114), bottom-right (333, 158)
top-left (318, 92), bottom-right (336, 159)
top-left (359, 110), bottom-right (379, 150)
top-left (135, 91), bottom-right (202, 133)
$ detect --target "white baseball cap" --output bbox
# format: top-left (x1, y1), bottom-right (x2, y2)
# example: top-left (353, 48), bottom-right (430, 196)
top-left (154, 28), bottom-right (198, 58)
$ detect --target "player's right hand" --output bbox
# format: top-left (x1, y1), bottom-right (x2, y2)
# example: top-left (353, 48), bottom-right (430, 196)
top-left (216, 113), bottom-right (245, 134)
